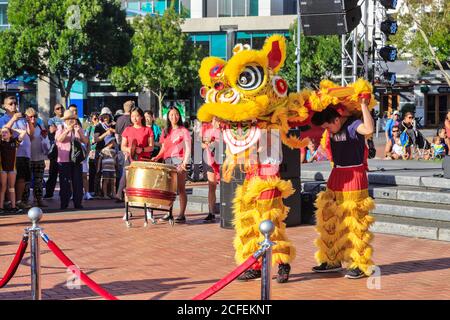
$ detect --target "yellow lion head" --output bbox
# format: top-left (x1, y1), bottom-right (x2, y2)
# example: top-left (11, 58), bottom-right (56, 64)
top-left (197, 35), bottom-right (290, 123)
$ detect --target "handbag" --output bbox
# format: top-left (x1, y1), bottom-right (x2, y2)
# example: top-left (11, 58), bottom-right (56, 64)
top-left (47, 142), bottom-right (58, 160)
top-left (70, 137), bottom-right (87, 164)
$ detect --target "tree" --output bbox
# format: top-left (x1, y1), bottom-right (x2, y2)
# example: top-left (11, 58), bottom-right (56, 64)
top-left (280, 21), bottom-right (342, 90)
top-left (109, 8), bottom-right (201, 117)
top-left (390, 0), bottom-right (450, 85)
top-left (0, 0), bottom-right (133, 105)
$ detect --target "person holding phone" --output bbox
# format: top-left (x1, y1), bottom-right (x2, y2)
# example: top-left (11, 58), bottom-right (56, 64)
top-left (0, 96), bottom-right (33, 210)
top-left (25, 107), bottom-right (50, 207)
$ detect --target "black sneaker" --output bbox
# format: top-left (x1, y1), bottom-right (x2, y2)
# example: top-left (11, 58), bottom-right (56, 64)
top-left (345, 268), bottom-right (366, 279)
top-left (276, 263), bottom-right (291, 283)
top-left (8, 207), bottom-right (23, 215)
top-left (203, 213), bottom-right (215, 223)
top-left (312, 263), bottom-right (343, 273)
top-left (237, 269), bottom-right (261, 281)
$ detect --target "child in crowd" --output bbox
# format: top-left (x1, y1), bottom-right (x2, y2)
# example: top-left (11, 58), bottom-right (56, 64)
top-left (431, 136), bottom-right (446, 159)
top-left (304, 140), bottom-right (328, 163)
top-left (97, 136), bottom-right (118, 199)
top-left (391, 135), bottom-right (408, 160)
top-left (0, 128), bottom-right (27, 214)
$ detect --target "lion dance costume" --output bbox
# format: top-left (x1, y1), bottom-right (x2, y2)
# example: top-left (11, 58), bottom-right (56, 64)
top-left (196, 35), bottom-right (376, 281)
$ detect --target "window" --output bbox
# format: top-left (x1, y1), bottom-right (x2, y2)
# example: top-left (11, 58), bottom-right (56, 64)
top-left (218, 0), bottom-right (231, 17)
top-left (154, 0), bottom-right (166, 14)
top-left (248, 0), bottom-right (258, 16)
top-left (205, 0), bottom-right (217, 17)
top-left (271, 0), bottom-right (297, 15)
top-left (179, 0), bottom-right (190, 16)
top-left (0, 3), bottom-right (8, 26)
top-left (232, 0), bottom-right (245, 16)
top-left (204, 0), bottom-right (259, 17)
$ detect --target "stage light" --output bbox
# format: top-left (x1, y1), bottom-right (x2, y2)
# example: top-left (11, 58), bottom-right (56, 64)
top-left (383, 71), bottom-right (396, 85)
top-left (380, 0), bottom-right (397, 10)
top-left (381, 19), bottom-right (398, 35)
top-left (379, 46), bottom-right (397, 62)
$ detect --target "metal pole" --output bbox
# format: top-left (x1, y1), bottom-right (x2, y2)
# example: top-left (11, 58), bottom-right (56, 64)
top-left (296, 0), bottom-right (301, 92)
top-left (27, 207), bottom-right (43, 300)
top-left (259, 220), bottom-right (275, 301)
top-left (341, 34), bottom-right (346, 86)
top-left (352, 29), bottom-right (358, 82)
top-left (363, 0), bottom-right (370, 79)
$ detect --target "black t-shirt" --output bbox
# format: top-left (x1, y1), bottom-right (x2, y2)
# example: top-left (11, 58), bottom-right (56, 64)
top-left (0, 137), bottom-right (20, 171)
top-left (330, 117), bottom-right (365, 167)
top-left (94, 122), bottom-right (115, 151)
top-left (115, 114), bottom-right (132, 147)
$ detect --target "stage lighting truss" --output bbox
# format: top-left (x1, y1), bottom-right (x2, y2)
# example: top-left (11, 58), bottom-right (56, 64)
top-left (381, 19), bottom-right (398, 35)
top-left (382, 71), bottom-right (396, 85)
top-left (379, 0), bottom-right (397, 10)
top-left (379, 45), bottom-right (397, 62)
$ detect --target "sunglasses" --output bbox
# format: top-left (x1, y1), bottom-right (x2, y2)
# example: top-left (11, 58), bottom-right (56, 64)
top-left (55, 107), bottom-right (63, 110)
top-left (406, 116), bottom-right (413, 119)
top-left (8, 102), bottom-right (17, 106)
top-left (27, 115), bottom-right (37, 118)
top-left (392, 130), bottom-right (399, 132)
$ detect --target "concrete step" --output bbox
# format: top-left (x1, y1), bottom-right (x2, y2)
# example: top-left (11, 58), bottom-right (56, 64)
top-left (370, 185), bottom-right (450, 205)
top-left (301, 169), bottom-right (450, 189)
top-left (373, 198), bottom-right (450, 222)
top-left (370, 214), bottom-right (450, 242)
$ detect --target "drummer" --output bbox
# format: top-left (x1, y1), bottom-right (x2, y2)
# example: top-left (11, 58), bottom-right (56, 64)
top-left (151, 106), bottom-right (191, 224)
top-left (121, 107), bottom-right (154, 161)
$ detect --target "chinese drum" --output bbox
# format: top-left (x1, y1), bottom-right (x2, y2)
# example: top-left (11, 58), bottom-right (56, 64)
top-left (125, 161), bottom-right (178, 208)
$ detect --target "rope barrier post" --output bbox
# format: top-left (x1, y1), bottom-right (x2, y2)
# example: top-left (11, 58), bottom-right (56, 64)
top-left (259, 220), bottom-right (275, 301)
top-left (27, 207), bottom-right (43, 300)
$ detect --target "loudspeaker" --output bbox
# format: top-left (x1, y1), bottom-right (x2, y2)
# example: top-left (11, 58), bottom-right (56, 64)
top-left (280, 129), bottom-right (301, 179)
top-left (301, 192), bottom-right (317, 225)
top-left (299, 0), bottom-right (358, 14)
top-left (283, 178), bottom-right (302, 227)
top-left (220, 168), bottom-right (245, 229)
top-left (301, 6), bottom-right (362, 36)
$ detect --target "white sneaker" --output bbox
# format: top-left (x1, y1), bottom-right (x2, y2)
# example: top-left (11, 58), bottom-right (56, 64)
top-left (146, 209), bottom-right (153, 220)
top-left (122, 212), bottom-right (133, 220)
top-left (83, 192), bottom-right (93, 200)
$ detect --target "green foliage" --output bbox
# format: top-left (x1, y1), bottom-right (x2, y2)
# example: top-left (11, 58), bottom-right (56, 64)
top-left (390, 0), bottom-right (450, 72)
top-left (280, 21), bottom-right (342, 89)
top-left (0, 0), bottom-right (133, 98)
top-left (110, 9), bottom-right (201, 115)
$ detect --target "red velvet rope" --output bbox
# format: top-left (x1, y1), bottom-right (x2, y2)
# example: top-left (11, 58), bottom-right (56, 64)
top-left (0, 235), bottom-right (29, 289)
top-left (46, 239), bottom-right (118, 300)
top-left (192, 255), bottom-right (258, 300)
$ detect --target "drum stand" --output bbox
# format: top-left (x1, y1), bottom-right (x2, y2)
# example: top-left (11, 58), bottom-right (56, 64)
top-left (124, 201), bottom-right (174, 228)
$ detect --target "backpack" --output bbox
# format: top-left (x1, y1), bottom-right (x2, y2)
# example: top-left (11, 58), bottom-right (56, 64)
top-left (70, 138), bottom-right (86, 164)
top-left (400, 130), bottom-right (409, 147)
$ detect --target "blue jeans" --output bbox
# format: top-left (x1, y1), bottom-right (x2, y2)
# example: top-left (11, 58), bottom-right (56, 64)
top-left (58, 162), bottom-right (83, 209)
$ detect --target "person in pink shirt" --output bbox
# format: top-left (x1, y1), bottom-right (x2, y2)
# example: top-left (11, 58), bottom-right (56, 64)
top-left (55, 109), bottom-right (89, 210)
top-left (200, 119), bottom-right (220, 223)
top-left (152, 106), bottom-right (191, 223)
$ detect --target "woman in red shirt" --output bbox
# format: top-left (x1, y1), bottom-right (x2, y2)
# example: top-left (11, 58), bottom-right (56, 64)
top-left (152, 106), bottom-right (191, 223)
top-left (121, 107), bottom-right (154, 161)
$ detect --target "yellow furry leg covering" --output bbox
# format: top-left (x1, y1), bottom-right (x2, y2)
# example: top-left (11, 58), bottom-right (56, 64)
top-left (341, 195), bottom-right (376, 276)
top-left (232, 177), bottom-right (296, 267)
top-left (314, 188), bottom-right (376, 275)
top-left (313, 189), bottom-right (347, 266)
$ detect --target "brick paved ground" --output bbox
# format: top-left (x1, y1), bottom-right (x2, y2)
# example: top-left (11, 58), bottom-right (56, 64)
top-left (1, 207), bottom-right (450, 300)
